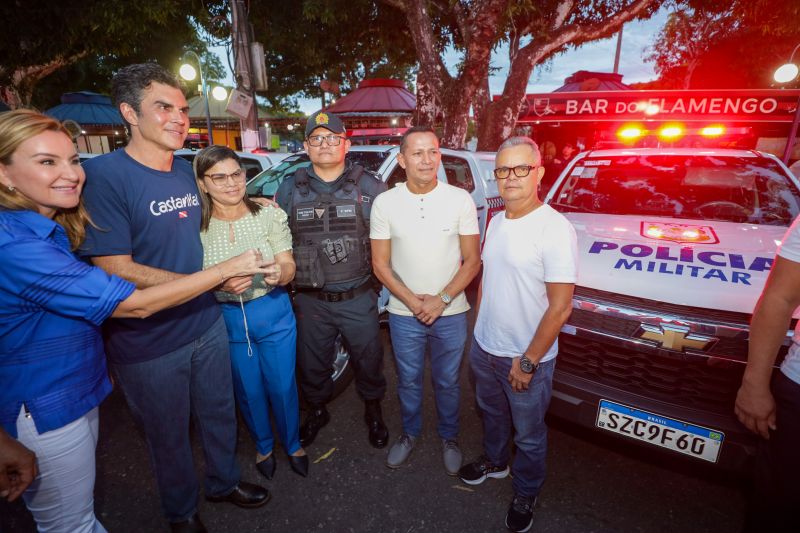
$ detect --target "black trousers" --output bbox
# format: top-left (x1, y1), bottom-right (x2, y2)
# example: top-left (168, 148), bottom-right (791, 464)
top-left (293, 289), bottom-right (386, 406)
top-left (745, 370), bottom-right (800, 533)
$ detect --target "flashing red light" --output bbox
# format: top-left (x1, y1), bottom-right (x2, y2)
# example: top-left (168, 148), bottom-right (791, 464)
top-left (617, 125), bottom-right (644, 140)
top-left (659, 125), bottom-right (684, 139)
top-left (700, 125), bottom-right (726, 137)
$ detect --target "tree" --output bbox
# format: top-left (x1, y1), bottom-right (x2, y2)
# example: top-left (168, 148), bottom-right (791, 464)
top-left (645, 8), bottom-right (737, 90)
top-left (0, 0), bottom-right (226, 109)
top-left (645, 0), bottom-right (800, 89)
top-left (385, 0), bottom-right (659, 150)
top-left (246, 0), bottom-right (419, 110)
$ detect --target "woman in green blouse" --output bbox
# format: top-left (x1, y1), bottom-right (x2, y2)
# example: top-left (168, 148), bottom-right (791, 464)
top-left (195, 146), bottom-right (308, 479)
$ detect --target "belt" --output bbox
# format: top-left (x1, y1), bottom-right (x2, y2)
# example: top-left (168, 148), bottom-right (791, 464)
top-left (297, 281), bottom-right (373, 303)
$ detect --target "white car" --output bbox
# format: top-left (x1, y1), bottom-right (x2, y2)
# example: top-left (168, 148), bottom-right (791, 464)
top-left (175, 149), bottom-right (279, 182)
top-left (543, 148), bottom-right (800, 471)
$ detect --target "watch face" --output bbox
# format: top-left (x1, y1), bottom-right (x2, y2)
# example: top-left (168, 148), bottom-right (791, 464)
top-left (519, 356), bottom-right (534, 373)
top-left (439, 292), bottom-right (452, 304)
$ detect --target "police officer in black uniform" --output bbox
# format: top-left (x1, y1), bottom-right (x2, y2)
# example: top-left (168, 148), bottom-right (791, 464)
top-left (275, 111), bottom-right (389, 449)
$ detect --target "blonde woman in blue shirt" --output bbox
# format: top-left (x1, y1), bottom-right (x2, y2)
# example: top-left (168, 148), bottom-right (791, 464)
top-left (0, 110), bottom-right (273, 532)
top-left (195, 145), bottom-right (308, 479)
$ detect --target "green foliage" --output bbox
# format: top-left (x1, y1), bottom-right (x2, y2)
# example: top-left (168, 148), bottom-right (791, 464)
top-left (646, 0), bottom-right (800, 89)
top-left (247, 0), bottom-right (418, 108)
top-left (0, 0), bottom-right (227, 107)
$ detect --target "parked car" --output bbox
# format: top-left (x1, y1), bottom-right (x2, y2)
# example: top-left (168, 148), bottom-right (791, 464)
top-left (543, 148), bottom-right (800, 471)
top-left (247, 145), bottom-right (499, 398)
top-left (175, 148), bottom-right (277, 181)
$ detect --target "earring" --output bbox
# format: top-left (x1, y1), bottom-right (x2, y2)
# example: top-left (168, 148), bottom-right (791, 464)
top-left (6, 185), bottom-right (14, 192)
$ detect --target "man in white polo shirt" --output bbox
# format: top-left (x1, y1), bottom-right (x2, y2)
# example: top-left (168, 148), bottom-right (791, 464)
top-left (370, 126), bottom-right (480, 475)
top-left (459, 136), bottom-right (577, 533)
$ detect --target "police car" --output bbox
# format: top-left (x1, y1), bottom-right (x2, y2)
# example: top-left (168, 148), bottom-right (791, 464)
top-left (542, 148), bottom-right (800, 470)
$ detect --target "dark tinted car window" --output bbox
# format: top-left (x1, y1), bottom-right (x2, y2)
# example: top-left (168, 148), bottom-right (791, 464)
top-left (441, 155), bottom-right (475, 193)
top-left (240, 158), bottom-right (263, 180)
top-left (387, 165), bottom-right (407, 189)
top-left (346, 151), bottom-right (390, 174)
top-left (549, 154), bottom-right (800, 226)
top-left (247, 155), bottom-right (311, 198)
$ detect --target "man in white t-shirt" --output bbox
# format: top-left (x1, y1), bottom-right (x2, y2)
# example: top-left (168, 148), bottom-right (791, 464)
top-left (370, 126), bottom-right (480, 475)
top-left (458, 136), bottom-right (577, 533)
top-left (735, 215), bottom-right (800, 533)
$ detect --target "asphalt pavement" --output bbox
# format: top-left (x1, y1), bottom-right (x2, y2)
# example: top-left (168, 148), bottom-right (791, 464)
top-left (1, 320), bottom-right (746, 533)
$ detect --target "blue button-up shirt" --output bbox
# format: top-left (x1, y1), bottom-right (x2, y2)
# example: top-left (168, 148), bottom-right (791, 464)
top-left (0, 210), bottom-right (135, 437)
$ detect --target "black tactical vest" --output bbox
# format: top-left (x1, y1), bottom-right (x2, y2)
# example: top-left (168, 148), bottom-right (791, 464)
top-left (290, 165), bottom-right (372, 288)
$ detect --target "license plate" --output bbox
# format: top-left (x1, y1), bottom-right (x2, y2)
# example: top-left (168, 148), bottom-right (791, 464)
top-left (596, 400), bottom-right (724, 463)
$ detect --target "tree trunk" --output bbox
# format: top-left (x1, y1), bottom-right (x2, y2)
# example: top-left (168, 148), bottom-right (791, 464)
top-left (414, 69), bottom-right (436, 127)
top-left (477, 49), bottom-right (537, 151)
top-left (472, 74), bottom-right (491, 139)
top-left (683, 58), bottom-right (698, 89)
top-left (399, 0), bottom-right (506, 149)
top-left (2, 54), bottom-right (87, 108)
top-left (439, 87), bottom-right (471, 149)
top-left (0, 85), bottom-right (23, 110)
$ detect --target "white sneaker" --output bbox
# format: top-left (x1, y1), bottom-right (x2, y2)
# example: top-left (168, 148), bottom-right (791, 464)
top-left (386, 434), bottom-right (416, 468)
top-left (442, 439), bottom-right (463, 476)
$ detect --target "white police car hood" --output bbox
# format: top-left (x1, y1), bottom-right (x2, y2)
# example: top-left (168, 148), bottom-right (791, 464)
top-left (565, 213), bottom-right (787, 314)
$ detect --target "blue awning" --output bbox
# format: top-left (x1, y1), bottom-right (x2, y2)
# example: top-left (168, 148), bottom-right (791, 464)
top-left (46, 91), bottom-right (124, 126)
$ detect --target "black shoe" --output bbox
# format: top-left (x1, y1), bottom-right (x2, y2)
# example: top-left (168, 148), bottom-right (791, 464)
top-left (505, 494), bottom-right (537, 532)
top-left (289, 454), bottom-right (309, 477)
top-left (206, 482), bottom-right (271, 509)
top-left (170, 514), bottom-right (207, 533)
top-left (299, 406), bottom-right (330, 447)
top-left (459, 455), bottom-right (510, 485)
top-left (256, 453), bottom-right (276, 480)
top-left (364, 399), bottom-right (389, 449)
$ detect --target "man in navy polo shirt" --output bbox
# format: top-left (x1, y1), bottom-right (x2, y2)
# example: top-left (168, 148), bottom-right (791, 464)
top-left (81, 63), bottom-right (268, 532)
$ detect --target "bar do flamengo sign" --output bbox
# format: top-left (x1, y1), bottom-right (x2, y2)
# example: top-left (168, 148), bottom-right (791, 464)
top-left (516, 89), bottom-right (800, 123)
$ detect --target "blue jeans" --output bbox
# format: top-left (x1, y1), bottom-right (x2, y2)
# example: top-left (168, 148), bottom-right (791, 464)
top-left (112, 316), bottom-right (240, 522)
top-left (469, 337), bottom-right (555, 498)
top-left (388, 312), bottom-right (467, 440)
top-left (220, 288), bottom-right (301, 457)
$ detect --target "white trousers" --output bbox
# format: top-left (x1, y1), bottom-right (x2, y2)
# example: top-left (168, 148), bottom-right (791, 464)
top-left (16, 406), bottom-right (107, 533)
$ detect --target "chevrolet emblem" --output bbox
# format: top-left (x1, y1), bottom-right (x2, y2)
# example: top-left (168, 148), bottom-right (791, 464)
top-left (635, 324), bottom-right (716, 352)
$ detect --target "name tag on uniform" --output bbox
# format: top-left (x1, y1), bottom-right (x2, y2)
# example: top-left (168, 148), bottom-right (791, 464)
top-left (336, 205), bottom-right (356, 218)
top-left (296, 207), bottom-right (315, 221)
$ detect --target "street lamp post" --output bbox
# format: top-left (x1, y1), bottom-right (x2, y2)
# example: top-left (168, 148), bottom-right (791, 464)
top-left (180, 51), bottom-right (215, 146)
top-left (774, 43), bottom-right (800, 164)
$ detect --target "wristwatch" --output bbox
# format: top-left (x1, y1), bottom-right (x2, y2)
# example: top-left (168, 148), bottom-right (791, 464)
top-left (438, 291), bottom-right (452, 306)
top-left (519, 355), bottom-right (539, 374)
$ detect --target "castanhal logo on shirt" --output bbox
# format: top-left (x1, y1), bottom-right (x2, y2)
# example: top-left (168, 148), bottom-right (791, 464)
top-left (149, 194), bottom-right (199, 217)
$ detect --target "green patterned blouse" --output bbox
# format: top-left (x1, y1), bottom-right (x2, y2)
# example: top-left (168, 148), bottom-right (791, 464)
top-left (200, 205), bottom-right (293, 303)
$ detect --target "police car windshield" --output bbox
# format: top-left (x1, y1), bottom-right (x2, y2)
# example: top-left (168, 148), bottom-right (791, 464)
top-left (346, 151), bottom-right (390, 173)
top-left (550, 154), bottom-right (800, 226)
top-left (246, 154), bottom-right (310, 198)
top-left (245, 151), bottom-right (392, 198)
